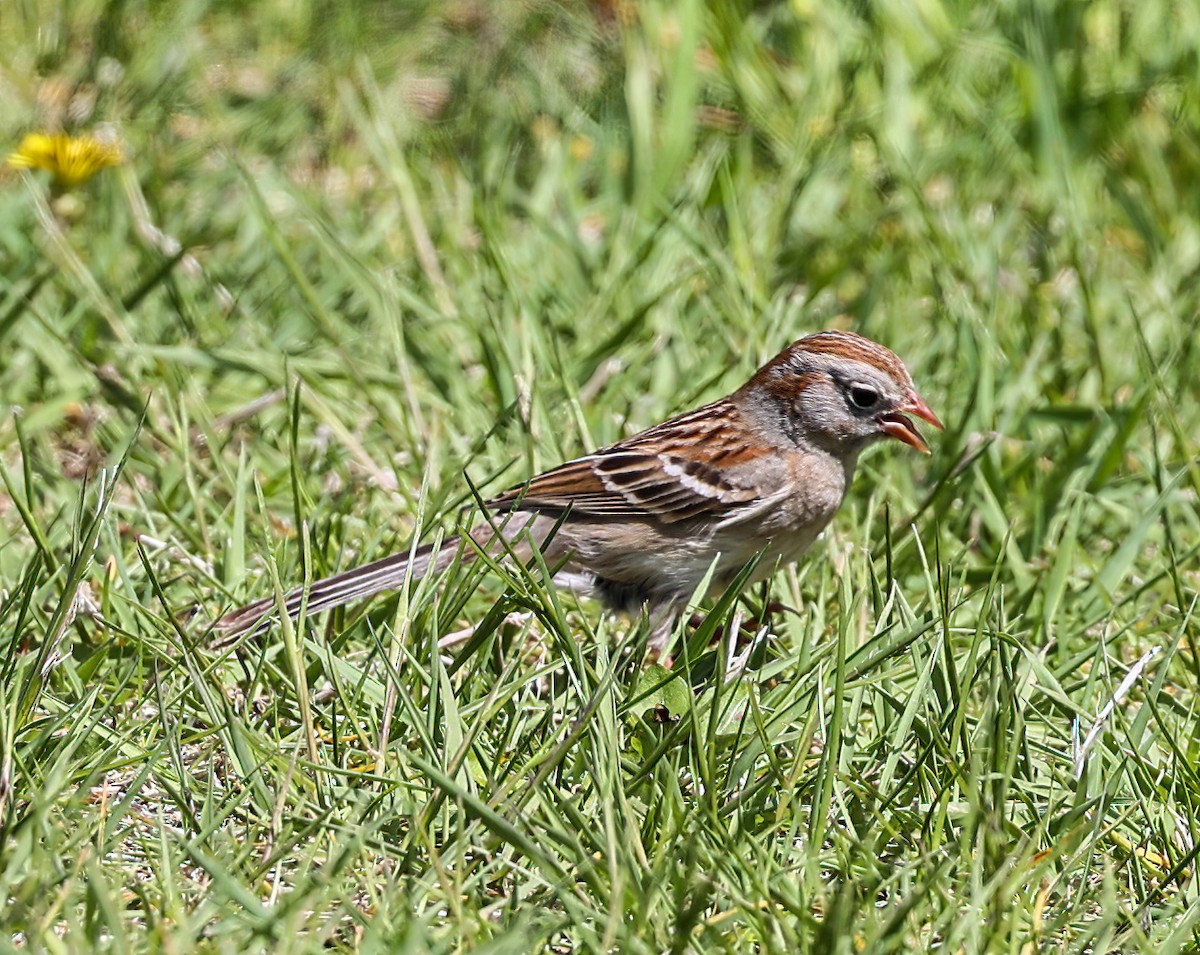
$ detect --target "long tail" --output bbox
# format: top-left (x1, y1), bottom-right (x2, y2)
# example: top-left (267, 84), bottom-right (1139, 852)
top-left (215, 537), bottom-right (463, 639)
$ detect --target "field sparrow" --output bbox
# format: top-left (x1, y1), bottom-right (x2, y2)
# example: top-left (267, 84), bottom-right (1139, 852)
top-left (217, 330), bottom-right (942, 649)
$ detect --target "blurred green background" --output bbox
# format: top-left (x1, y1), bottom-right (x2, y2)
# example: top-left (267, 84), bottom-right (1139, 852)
top-left (2, 0), bottom-right (1199, 951)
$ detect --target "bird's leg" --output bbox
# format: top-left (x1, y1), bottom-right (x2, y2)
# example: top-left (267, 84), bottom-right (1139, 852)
top-left (645, 602), bottom-right (681, 665)
top-left (684, 600), bottom-right (796, 644)
top-left (748, 600), bottom-right (797, 631)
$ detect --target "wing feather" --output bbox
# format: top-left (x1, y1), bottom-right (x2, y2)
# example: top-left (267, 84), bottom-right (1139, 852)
top-left (487, 399), bottom-right (767, 524)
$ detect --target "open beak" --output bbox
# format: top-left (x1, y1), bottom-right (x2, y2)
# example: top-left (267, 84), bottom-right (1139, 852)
top-left (878, 394), bottom-right (944, 454)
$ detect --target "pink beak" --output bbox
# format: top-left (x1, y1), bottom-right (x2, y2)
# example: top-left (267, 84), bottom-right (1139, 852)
top-left (878, 393), bottom-right (944, 454)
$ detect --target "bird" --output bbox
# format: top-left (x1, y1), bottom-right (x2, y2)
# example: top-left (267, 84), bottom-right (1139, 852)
top-left (216, 330), bottom-right (942, 652)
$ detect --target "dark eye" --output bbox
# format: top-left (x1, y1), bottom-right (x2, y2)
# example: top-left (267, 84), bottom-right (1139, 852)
top-left (847, 384), bottom-right (881, 410)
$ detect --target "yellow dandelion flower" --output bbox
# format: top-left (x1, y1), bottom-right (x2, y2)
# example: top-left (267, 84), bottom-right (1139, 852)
top-left (8, 131), bottom-right (122, 188)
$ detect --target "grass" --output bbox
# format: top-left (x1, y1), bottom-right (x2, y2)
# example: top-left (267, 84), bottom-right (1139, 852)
top-left (2, 0), bottom-right (1200, 950)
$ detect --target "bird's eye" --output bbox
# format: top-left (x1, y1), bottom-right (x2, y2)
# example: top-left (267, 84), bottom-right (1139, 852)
top-left (847, 384), bottom-right (881, 410)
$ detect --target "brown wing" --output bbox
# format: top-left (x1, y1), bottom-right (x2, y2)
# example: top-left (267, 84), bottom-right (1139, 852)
top-left (487, 399), bottom-right (766, 524)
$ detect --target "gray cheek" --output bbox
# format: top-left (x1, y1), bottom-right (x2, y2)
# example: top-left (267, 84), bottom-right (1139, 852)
top-left (800, 393), bottom-right (855, 439)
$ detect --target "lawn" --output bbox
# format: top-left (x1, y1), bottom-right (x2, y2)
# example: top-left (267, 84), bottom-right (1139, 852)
top-left (2, 0), bottom-right (1199, 951)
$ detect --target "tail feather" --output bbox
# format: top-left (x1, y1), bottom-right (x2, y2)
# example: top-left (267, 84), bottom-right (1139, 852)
top-left (216, 537), bottom-right (462, 639)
